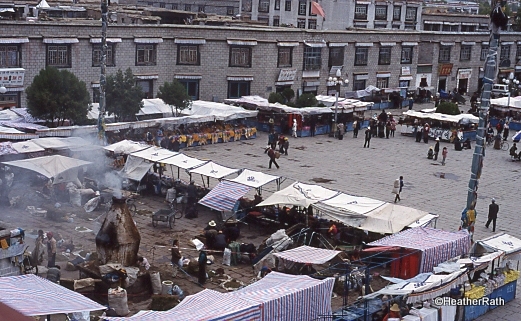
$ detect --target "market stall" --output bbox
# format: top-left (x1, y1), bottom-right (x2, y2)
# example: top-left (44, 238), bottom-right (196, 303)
top-left (160, 153), bottom-right (208, 178)
top-left (198, 180), bottom-right (251, 220)
top-left (188, 161), bottom-right (240, 187)
top-left (257, 182), bottom-right (339, 208)
top-left (103, 140), bottom-right (151, 155)
top-left (489, 96), bottom-right (521, 131)
top-left (400, 110), bottom-right (479, 141)
top-left (226, 168), bottom-right (281, 195)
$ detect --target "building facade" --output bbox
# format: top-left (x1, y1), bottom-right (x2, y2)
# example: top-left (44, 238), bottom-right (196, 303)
top-left (0, 21), bottom-right (520, 109)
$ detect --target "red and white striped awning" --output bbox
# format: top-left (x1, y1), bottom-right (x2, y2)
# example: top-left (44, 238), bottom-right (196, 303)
top-left (273, 245), bottom-right (341, 264)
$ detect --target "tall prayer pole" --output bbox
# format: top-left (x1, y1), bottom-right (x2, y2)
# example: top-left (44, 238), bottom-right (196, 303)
top-left (97, 0), bottom-right (108, 141)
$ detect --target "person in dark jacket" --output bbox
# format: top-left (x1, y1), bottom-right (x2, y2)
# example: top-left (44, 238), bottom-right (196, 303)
top-left (266, 147), bottom-right (279, 169)
top-left (364, 127), bottom-right (372, 148)
top-left (198, 249), bottom-right (207, 284)
top-left (485, 198), bottom-right (499, 232)
top-left (434, 137), bottom-right (440, 160)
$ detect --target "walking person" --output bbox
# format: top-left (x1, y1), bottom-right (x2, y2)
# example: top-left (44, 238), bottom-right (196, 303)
top-left (485, 198), bottom-right (499, 232)
top-left (292, 119), bottom-right (298, 138)
top-left (441, 146), bottom-right (448, 165)
top-left (282, 137), bottom-right (289, 156)
top-left (198, 248), bottom-right (207, 285)
top-left (423, 124), bottom-right (430, 144)
top-left (390, 118), bottom-right (396, 137)
top-left (434, 137), bottom-right (440, 160)
top-left (385, 120), bottom-right (391, 139)
top-left (265, 146), bottom-right (280, 169)
top-left (337, 122), bottom-right (344, 140)
top-left (364, 127), bottom-right (372, 148)
top-left (353, 119), bottom-right (360, 138)
top-left (392, 176), bottom-right (404, 203)
top-left (503, 122), bottom-right (510, 141)
top-left (47, 232), bottom-right (57, 268)
top-left (310, 117), bottom-right (316, 137)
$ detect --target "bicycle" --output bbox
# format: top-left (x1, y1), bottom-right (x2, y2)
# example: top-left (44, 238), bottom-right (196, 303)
top-left (170, 195), bottom-right (186, 217)
top-left (500, 140), bottom-right (509, 151)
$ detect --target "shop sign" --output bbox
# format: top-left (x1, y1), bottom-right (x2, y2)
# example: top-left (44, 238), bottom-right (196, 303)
top-left (278, 69), bottom-right (297, 82)
top-left (438, 64), bottom-right (453, 76)
top-left (0, 68), bottom-right (24, 87)
top-left (458, 69), bottom-right (472, 79)
top-left (401, 66), bottom-right (411, 76)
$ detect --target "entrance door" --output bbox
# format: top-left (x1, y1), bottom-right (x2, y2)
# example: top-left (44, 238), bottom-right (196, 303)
top-left (438, 77), bottom-right (447, 92)
top-left (458, 78), bottom-right (469, 95)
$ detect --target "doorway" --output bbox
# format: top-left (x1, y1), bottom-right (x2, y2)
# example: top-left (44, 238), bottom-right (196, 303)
top-left (458, 78), bottom-right (468, 95)
top-left (438, 77), bottom-right (447, 93)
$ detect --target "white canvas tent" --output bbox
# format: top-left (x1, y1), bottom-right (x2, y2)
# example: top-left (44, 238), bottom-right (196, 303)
top-left (226, 168), bottom-right (280, 193)
top-left (119, 155), bottom-right (152, 181)
top-left (30, 137), bottom-right (92, 150)
top-left (11, 141), bottom-right (45, 154)
top-left (473, 233), bottom-right (521, 261)
top-left (3, 155), bottom-right (91, 185)
top-left (257, 182), bottom-right (339, 207)
top-left (273, 245), bottom-right (341, 264)
top-left (137, 98), bottom-right (174, 117)
top-left (130, 146), bottom-right (178, 162)
top-left (403, 110), bottom-right (479, 124)
top-left (161, 153), bottom-right (207, 170)
top-left (183, 100), bottom-right (258, 120)
top-left (490, 96), bottom-right (521, 109)
top-left (103, 140), bottom-right (151, 155)
top-left (188, 161), bottom-right (240, 181)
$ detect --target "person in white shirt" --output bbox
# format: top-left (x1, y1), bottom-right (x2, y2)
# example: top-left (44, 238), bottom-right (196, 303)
top-left (137, 256), bottom-right (150, 271)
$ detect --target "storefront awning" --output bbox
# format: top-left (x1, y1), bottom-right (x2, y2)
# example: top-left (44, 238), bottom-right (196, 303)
top-left (227, 39), bottom-right (257, 46)
top-left (277, 42), bottom-right (299, 47)
top-left (0, 38), bottom-right (29, 44)
top-left (304, 40), bottom-right (326, 48)
top-left (134, 38), bottom-right (163, 43)
top-left (89, 38), bottom-right (122, 43)
top-left (43, 38), bottom-right (79, 44)
top-left (174, 38), bottom-right (206, 45)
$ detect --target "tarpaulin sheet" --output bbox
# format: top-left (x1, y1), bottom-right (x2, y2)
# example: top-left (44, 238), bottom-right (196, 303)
top-left (184, 100), bottom-right (258, 120)
top-left (198, 180), bottom-right (251, 211)
top-left (30, 137), bottom-right (91, 150)
top-left (119, 155), bottom-right (152, 181)
top-left (227, 168), bottom-right (280, 188)
top-left (11, 141), bottom-right (45, 154)
top-left (474, 233), bottom-right (521, 260)
top-left (104, 272), bottom-right (334, 321)
top-left (0, 142), bottom-right (18, 156)
top-left (103, 140), bottom-right (151, 155)
top-left (368, 227), bottom-right (471, 273)
top-left (188, 161), bottom-right (240, 179)
top-left (0, 274), bottom-right (105, 316)
top-left (257, 182), bottom-right (339, 208)
top-left (2, 155), bottom-right (91, 179)
top-left (273, 245), bottom-right (341, 264)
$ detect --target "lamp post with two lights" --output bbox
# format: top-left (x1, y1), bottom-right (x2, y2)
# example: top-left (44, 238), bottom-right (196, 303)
top-left (326, 68), bottom-right (349, 138)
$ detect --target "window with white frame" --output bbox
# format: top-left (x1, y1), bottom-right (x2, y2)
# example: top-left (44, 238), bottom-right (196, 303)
top-left (354, 47), bottom-right (368, 65)
top-left (297, 18), bottom-right (306, 28)
top-left (401, 46), bottom-right (413, 64)
top-left (460, 45), bottom-right (471, 61)
top-left (229, 46), bottom-right (252, 67)
top-left (328, 47), bottom-right (344, 67)
top-left (179, 79), bottom-right (200, 100)
top-left (480, 45), bottom-right (489, 61)
top-left (399, 80), bottom-right (410, 88)
top-left (298, 1), bottom-right (306, 15)
top-left (439, 46), bottom-right (451, 63)
top-left (228, 81), bottom-right (251, 98)
top-left (405, 7), bottom-right (416, 21)
top-left (275, 0), bottom-right (280, 10)
top-left (136, 44), bottom-right (157, 66)
top-left (278, 47), bottom-right (292, 67)
top-left (393, 6), bottom-right (401, 20)
top-left (47, 45), bottom-right (71, 67)
top-left (92, 44), bottom-right (115, 67)
top-left (0, 45), bottom-right (20, 67)
top-left (303, 47), bottom-right (321, 70)
top-left (285, 0), bottom-right (291, 11)
top-left (308, 19), bottom-right (317, 29)
top-left (377, 77), bottom-right (389, 89)
top-left (375, 6), bottom-right (387, 20)
top-left (500, 45), bottom-right (511, 61)
top-left (378, 47), bottom-right (391, 65)
top-left (259, 0), bottom-right (270, 13)
top-left (353, 79), bottom-right (366, 90)
top-left (177, 45), bottom-right (200, 65)
top-left (137, 80), bottom-right (153, 99)
top-left (355, 4), bottom-right (367, 19)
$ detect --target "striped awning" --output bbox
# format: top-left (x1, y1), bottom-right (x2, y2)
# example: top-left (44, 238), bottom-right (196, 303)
top-left (273, 245), bottom-right (341, 264)
top-left (227, 76), bottom-right (253, 81)
top-left (198, 181), bottom-right (251, 211)
top-left (135, 73), bottom-right (159, 80)
top-left (402, 42), bottom-right (418, 46)
top-left (227, 39), bottom-right (257, 46)
top-left (0, 38), bottom-right (29, 44)
top-left (43, 38), bottom-right (79, 44)
top-left (304, 40), bottom-right (326, 48)
top-left (328, 42), bottom-right (349, 47)
top-left (134, 38), bottom-right (163, 43)
top-left (89, 38), bottom-right (122, 43)
top-left (440, 42), bottom-right (455, 46)
top-left (175, 74), bottom-right (202, 80)
top-left (355, 42), bottom-right (373, 47)
top-left (0, 274), bottom-right (105, 316)
top-left (175, 38), bottom-right (206, 45)
top-left (380, 42), bottom-right (397, 46)
top-left (461, 41), bottom-right (476, 45)
top-left (277, 42), bottom-right (299, 47)
top-left (3, 87), bottom-right (24, 92)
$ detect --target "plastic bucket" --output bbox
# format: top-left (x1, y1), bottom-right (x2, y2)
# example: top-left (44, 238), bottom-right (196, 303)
top-left (161, 280), bottom-right (173, 295)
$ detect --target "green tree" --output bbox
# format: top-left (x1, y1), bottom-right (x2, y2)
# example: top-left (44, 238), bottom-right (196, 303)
top-left (25, 67), bottom-right (90, 126)
top-left (436, 101), bottom-right (460, 115)
top-left (479, 1), bottom-right (491, 15)
top-left (157, 79), bottom-right (191, 116)
top-left (105, 68), bottom-right (143, 122)
top-left (282, 88), bottom-right (295, 102)
top-left (268, 92), bottom-right (285, 104)
top-left (295, 93), bottom-right (317, 107)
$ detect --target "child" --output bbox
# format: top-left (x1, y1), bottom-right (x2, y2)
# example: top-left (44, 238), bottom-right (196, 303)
top-left (283, 137), bottom-right (289, 156)
top-left (442, 147), bottom-right (448, 165)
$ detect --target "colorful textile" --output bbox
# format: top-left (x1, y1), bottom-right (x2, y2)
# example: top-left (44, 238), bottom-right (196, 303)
top-left (273, 245), bottom-right (341, 264)
top-left (198, 181), bottom-right (250, 211)
top-left (368, 227), bottom-right (471, 273)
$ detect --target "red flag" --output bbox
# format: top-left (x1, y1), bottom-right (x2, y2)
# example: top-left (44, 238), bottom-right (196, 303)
top-left (311, 1), bottom-right (326, 18)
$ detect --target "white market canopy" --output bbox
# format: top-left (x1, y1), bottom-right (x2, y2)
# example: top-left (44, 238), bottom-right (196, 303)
top-left (224, 95), bottom-right (270, 108)
top-left (2, 155), bottom-right (91, 179)
top-left (315, 95), bottom-right (371, 112)
top-left (30, 137), bottom-right (92, 150)
top-left (130, 146), bottom-right (179, 162)
top-left (473, 233), bottom-right (521, 260)
top-left (119, 155), bottom-right (152, 181)
top-left (403, 110), bottom-right (479, 124)
top-left (160, 153), bottom-right (208, 170)
top-left (137, 98), bottom-right (174, 117)
top-left (273, 245), bottom-right (341, 264)
top-left (103, 140), bottom-right (151, 155)
top-left (257, 182), bottom-right (339, 207)
top-left (184, 100), bottom-right (258, 120)
top-left (226, 169), bottom-right (280, 189)
top-left (11, 141), bottom-right (45, 154)
top-left (0, 274), bottom-right (105, 316)
top-left (188, 161), bottom-right (240, 179)
top-left (490, 96), bottom-right (521, 109)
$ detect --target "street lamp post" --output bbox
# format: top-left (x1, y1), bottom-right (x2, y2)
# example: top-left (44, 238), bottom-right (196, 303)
top-left (326, 69), bottom-right (349, 138)
top-left (0, 86), bottom-right (6, 94)
top-left (502, 73), bottom-right (519, 108)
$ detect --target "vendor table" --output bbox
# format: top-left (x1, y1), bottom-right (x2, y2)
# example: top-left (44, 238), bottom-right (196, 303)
top-left (464, 280), bottom-right (517, 321)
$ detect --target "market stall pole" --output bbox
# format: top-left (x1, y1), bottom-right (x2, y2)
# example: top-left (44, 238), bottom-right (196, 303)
top-left (97, 0), bottom-right (108, 141)
top-left (466, 1), bottom-right (508, 230)
top-left (326, 69), bottom-right (349, 138)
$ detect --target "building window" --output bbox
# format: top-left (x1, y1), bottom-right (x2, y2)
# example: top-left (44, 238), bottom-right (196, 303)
top-left (353, 79), bottom-right (366, 91)
top-left (92, 88), bottom-right (100, 103)
top-left (137, 80), bottom-right (153, 99)
top-left (177, 45), bottom-right (200, 65)
top-left (228, 81), bottom-right (251, 98)
top-left (377, 77), bottom-right (389, 89)
top-left (517, 44), bottom-right (521, 61)
top-left (375, 5), bottom-right (387, 20)
top-left (227, 6), bottom-right (234, 15)
top-left (92, 44), bottom-right (115, 67)
top-left (160, 2), bottom-right (165, 8)
top-left (179, 79), bottom-right (199, 100)
top-left (500, 45), bottom-right (511, 61)
top-left (439, 46), bottom-right (451, 63)
top-left (229, 46), bottom-right (252, 68)
top-left (480, 45), bottom-right (489, 61)
top-left (393, 6), bottom-right (401, 20)
top-left (308, 19), bottom-right (317, 29)
top-left (461, 25), bottom-right (476, 32)
top-left (259, 0), bottom-right (270, 13)
top-left (297, 18), bottom-right (306, 28)
top-left (442, 25), bottom-right (459, 32)
top-left (399, 80), bottom-right (410, 88)
top-left (355, 4), bottom-right (367, 20)
top-left (401, 46), bottom-right (413, 64)
top-left (460, 45), bottom-right (471, 61)
top-left (298, 1), bottom-right (306, 15)
top-left (354, 47), bottom-right (368, 66)
top-left (198, 5), bottom-right (205, 12)
top-left (278, 47), bottom-right (292, 67)
top-left (285, 0), bottom-right (291, 11)
top-left (136, 44), bottom-right (157, 66)
top-left (273, 17), bottom-right (280, 26)
top-left (0, 45), bottom-right (20, 67)
top-left (184, 4), bottom-right (191, 11)
top-left (405, 7), bottom-right (416, 21)
top-left (275, 0), bottom-right (280, 10)
top-left (378, 47), bottom-right (392, 65)
top-left (303, 47), bottom-right (321, 70)
top-left (172, 3), bottom-right (178, 10)
top-left (46, 45), bottom-right (71, 67)
top-left (328, 47), bottom-right (344, 67)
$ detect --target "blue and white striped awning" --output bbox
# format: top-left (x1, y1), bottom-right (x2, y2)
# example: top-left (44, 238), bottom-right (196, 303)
top-left (198, 181), bottom-right (251, 211)
top-left (0, 274), bottom-right (105, 316)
